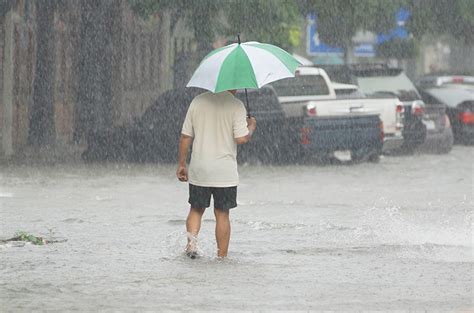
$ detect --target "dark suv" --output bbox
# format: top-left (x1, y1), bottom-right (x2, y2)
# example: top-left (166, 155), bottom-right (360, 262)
top-left (417, 75), bottom-right (474, 144)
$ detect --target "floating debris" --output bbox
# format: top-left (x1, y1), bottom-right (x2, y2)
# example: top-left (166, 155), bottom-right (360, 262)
top-left (2, 231), bottom-right (46, 245)
top-left (0, 231), bottom-right (67, 246)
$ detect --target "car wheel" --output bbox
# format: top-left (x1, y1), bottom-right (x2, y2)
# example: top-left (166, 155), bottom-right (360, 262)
top-left (351, 148), bottom-right (371, 163)
top-left (368, 152), bottom-right (381, 163)
top-left (399, 142), bottom-right (416, 155)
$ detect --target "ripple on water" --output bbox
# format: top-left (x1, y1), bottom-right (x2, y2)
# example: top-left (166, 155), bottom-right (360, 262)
top-left (275, 242), bottom-right (472, 262)
top-left (235, 219), bottom-right (308, 230)
top-left (61, 218), bottom-right (85, 224)
top-left (166, 219), bottom-right (186, 225)
top-left (0, 241), bottom-right (26, 248)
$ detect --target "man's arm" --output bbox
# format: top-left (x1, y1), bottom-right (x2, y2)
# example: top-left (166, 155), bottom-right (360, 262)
top-left (176, 134), bottom-right (193, 181)
top-left (235, 117), bottom-right (257, 145)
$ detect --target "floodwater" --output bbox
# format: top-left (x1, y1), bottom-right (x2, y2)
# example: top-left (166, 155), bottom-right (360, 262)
top-left (1, 146), bottom-right (472, 311)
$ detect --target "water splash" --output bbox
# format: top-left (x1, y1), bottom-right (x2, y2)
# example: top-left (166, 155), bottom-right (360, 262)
top-left (160, 230), bottom-right (218, 260)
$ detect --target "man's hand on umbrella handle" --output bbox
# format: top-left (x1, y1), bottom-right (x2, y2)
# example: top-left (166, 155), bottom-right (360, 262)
top-left (176, 165), bottom-right (188, 182)
top-left (247, 117), bottom-right (257, 132)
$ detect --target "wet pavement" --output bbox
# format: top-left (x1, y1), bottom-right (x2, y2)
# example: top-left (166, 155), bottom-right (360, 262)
top-left (0, 146), bottom-right (472, 311)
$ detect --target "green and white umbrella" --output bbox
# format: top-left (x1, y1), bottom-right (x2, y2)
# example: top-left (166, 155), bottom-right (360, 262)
top-left (187, 41), bottom-right (301, 93)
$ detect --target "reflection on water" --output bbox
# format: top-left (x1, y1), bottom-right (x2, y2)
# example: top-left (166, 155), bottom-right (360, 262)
top-left (0, 146), bottom-right (472, 311)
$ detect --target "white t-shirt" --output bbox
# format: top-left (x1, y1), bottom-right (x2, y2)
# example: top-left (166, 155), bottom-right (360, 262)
top-left (181, 91), bottom-right (249, 187)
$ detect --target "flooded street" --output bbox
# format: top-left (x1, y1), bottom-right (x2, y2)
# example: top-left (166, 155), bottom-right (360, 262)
top-left (1, 146), bottom-right (472, 311)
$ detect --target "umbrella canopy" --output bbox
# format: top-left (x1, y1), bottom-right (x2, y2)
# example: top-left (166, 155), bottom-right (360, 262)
top-left (187, 41), bottom-right (301, 93)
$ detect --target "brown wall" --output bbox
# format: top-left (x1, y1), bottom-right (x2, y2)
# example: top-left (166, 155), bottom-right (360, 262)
top-left (13, 12), bottom-right (35, 150)
top-left (1, 7), bottom-right (36, 157)
top-left (0, 0), bottom-right (195, 157)
top-left (0, 18), bottom-right (4, 141)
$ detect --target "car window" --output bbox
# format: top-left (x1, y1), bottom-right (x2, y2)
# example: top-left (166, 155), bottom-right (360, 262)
top-left (334, 88), bottom-right (366, 99)
top-left (458, 100), bottom-right (474, 111)
top-left (419, 90), bottom-right (442, 105)
top-left (422, 87), bottom-right (474, 107)
top-left (355, 72), bottom-right (421, 101)
top-left (271, 75), bottom-right (330, 97)
top-left (236, 88), bottom-right (280, 112)
top-left (140, 89), bottom-right (198, 127)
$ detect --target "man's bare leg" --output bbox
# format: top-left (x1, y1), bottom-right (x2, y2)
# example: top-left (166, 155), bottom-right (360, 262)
top-left (214, 208), bottom-right (231, 257)
top-left (186, 207), bottom-right (205, 253)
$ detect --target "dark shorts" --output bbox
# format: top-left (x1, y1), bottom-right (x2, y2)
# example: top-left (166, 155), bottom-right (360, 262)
top-left (188, 184), bottom-right (237, 210)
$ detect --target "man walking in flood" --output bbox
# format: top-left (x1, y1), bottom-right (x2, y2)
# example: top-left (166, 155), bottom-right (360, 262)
top-left (176, 90), bottom-right (256, 258)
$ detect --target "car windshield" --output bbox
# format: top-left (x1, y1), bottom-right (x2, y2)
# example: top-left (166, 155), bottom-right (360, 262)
top-left (271, 75), bottom-right (330, 97)
top-left (356, 72), bottom-right (421, 101)
top-left (334, 88), bottom-right (366, 99)
top-left (424, 87), bottom-right (474, 107)
top-left (444, 83), bottom-right (474, 89)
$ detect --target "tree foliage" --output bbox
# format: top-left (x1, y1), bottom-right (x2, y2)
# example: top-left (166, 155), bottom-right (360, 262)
top-left (225, 0), bottom-right (302, 50)
top-left (129, 0), bottom-right (220, 56)
top-left (407, 0), bottom-right (474, 43)
top-left (300, 0), bottom-right (405, 48)
top-left (376, 38), bottom-right (418, 59)
top-left (128, 0), bottom-right (302, 52)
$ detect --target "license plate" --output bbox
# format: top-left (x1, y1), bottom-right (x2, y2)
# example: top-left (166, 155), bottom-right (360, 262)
top-left (334, 150), bottom-right (351, 161)
top-left (422, 120), bottom-right (436, 130)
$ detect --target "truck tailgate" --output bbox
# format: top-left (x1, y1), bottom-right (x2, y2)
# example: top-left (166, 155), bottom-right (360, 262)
top-left (310, 98), bottom-right (399, 135)
top-left (302, 114), bottom-right (383, 151)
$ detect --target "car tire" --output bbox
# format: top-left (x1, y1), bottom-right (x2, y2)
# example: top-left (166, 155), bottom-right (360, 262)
top-left (351, 149), bottom-right (366, 163)
top-left (435, 137), bottom-right (454, 154)
top-left (399, 143), bottom-right (416, 155)
top-left (368, 152), bottom-right (381, 163)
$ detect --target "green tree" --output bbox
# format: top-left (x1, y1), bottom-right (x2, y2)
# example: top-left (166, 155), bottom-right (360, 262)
top-left (300, 0), bottom-right (406, 63)
top-left (225, 0), bottom-right (302, 51)
top-left (129, 0), bottom-right (220, 59)
top-left (128, 0), bottom-right (302, 55)
top-left (407, 0), bottom-right (474, 43)
top-left (376, 38), bottom-right (418, 60)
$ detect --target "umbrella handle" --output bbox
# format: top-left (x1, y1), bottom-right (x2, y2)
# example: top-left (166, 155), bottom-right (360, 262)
top-left (244, 88), bottom-right (251, 118)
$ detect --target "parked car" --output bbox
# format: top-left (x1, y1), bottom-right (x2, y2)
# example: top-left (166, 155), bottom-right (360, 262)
top-left (82, 87), bottom-right (202, 162)
top-left (271, 66), bottom-right (398, 157)
top-left (417, 75), bottom-right (474, 144)
top-left (235, 87), bottom-right (288, 164)
top-left (325, 64), bottom-right (456, 154)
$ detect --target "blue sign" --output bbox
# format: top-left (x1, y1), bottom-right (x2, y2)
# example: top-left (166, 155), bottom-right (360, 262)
top-left (354, 43), bottom-right (375, 57)
top-left (377, 8), bottom-right (410, 44)
top-left (307, 8), bottom-right (410, 60)
top-left (306, 14), bottom-right (343, 56)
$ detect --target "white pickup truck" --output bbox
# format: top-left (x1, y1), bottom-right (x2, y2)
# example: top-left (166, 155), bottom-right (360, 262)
top-left (271, 66), bottom-right (405, 152)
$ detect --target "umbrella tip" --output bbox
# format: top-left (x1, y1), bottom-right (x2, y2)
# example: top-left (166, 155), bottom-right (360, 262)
top-left (237, 33), bottom-right (241, 45)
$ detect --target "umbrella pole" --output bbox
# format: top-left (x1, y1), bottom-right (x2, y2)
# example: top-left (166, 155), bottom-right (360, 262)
top-left (244, 88), bottom-right (251, 118)
top-left (237, 34), bottom-right (250, 117)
